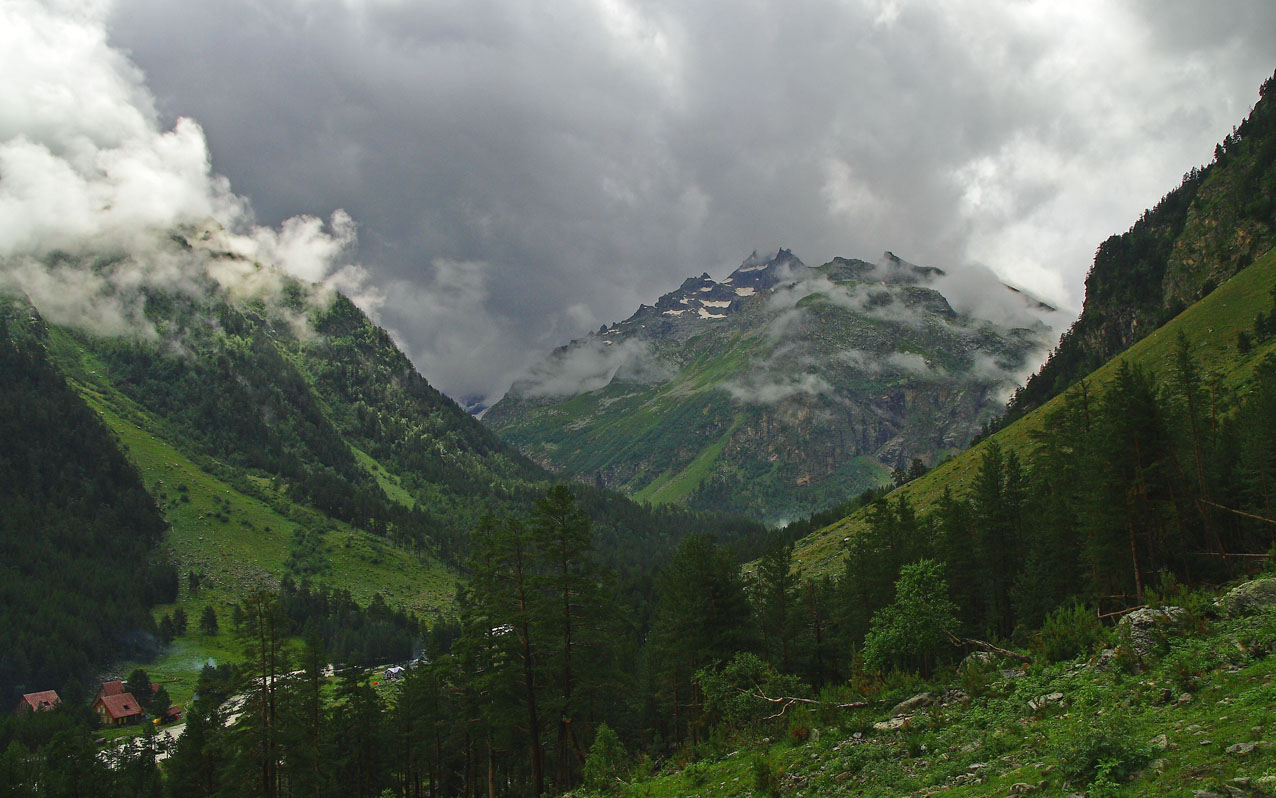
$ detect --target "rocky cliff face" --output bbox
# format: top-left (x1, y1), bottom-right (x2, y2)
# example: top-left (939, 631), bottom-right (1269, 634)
top-left (485, 250), bottom-right (1057, 523)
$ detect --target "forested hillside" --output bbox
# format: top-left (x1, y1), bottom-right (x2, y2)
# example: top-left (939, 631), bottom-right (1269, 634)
top-left (1002, 69), bottom-right (1276, 424)
top-left (0, 300), bottom-right (175, 707)
top-left (0, 237), bottom-right (764, 710)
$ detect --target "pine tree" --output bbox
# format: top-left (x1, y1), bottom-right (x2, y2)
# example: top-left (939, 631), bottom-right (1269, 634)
top-left (751, 538), bottom-right (799, 672)
top-left (648, 533), bottom-right (753, 745)
top-left (200, 606), bottom-right (219, 636)
top-left (465, 516), bottom-right (548, 796)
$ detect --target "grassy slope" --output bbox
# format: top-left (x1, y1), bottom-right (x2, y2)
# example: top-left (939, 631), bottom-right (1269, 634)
top-left (792, 246), bottom-right (1276, 577)
top-left (505, 330), bottom-right (763, 497)
top-left (602, 591), bottom-right (1276, 797)
top-left (42, 328), bottom-right (459, 709)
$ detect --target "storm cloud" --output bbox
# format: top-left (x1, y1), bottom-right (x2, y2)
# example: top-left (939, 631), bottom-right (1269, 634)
top-left (14, 0), bottom-right (1276, 404)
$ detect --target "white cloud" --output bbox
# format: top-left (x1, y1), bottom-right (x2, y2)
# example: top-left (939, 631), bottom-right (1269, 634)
top-left (0, 0), bottom-right (373, 341)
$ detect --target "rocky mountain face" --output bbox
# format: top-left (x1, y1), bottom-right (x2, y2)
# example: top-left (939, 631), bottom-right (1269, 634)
top-left (485, 249), bottom-right (1057, 523)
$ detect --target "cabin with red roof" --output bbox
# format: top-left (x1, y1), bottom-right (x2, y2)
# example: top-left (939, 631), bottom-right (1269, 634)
top-left (95, 680), bottom-right (124, 703)
top-left (92, 692), bottom-right (144, 727)
top-left (13, 690), bottom-right (60, 716)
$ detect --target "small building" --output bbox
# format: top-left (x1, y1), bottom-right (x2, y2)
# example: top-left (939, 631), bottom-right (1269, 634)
top-left (14, 690), bottom-right (61, 716)
top-left (95, 680), bottom-right (124, 703)
top-left (95, 679), bottom-right (157, 704)
top-left (93, 692), bottom-right (144, 727)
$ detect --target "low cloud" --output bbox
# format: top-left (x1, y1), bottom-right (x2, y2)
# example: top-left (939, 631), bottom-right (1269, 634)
top-left (516, 337), bottom-right (672, 399)
top-left (722, 372), bottom-right (836, 405)
top-left (0, 1), bottom-right (369, 344)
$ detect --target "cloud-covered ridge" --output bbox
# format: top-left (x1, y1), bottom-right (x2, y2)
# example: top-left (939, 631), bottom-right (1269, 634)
top-left (0, 0), bottom-right (376, 341)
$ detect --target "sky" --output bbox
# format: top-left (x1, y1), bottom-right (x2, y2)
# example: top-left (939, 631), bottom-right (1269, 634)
top-left (3, 1), bottom-right (1274, 407)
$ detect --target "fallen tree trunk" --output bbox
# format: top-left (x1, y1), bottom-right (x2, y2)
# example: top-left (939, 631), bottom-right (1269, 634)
top-left (740, 689), bottom-right (869, 720)
top-left (945, 630), bottom-right (1032, 664)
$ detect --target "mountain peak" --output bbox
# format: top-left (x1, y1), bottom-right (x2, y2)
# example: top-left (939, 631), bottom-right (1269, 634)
top-left (727, 248), bottom-right (807, 289)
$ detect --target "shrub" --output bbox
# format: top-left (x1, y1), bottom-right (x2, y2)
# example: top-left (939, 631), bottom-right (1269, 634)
top-left (583, 723), bottom-right (627, 792)
top-left (787, 720), bottom-right (810, 743)
top-left (957, 653), bottom-right (999, 697)
top-left (750, 753), bottom-right (781, 798)
top-left (682, 761), bottom-right (709, 788)
top-left (1036, 601), bottom-right (1109, 663)
top-left (1048, 717), bottom-right (1152, 788)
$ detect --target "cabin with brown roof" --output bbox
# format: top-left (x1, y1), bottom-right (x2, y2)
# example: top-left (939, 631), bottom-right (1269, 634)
top-left (13, 690), bottom-right (60, 716)
top-left (93, 692), bottom-right (144, 727)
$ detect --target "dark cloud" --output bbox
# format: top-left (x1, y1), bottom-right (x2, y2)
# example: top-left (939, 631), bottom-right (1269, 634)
top-left (87, 0), bottom-right (1276, 402)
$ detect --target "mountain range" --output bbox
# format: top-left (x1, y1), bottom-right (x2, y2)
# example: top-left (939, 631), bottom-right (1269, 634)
top-left (485, 248), bottom-right (1058, 523)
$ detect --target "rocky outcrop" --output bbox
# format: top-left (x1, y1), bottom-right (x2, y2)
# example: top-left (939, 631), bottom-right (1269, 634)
top-left (1218, 578), bottom-right (1276, 618)
top-left (1118, 606), bottom-right (1189, 659)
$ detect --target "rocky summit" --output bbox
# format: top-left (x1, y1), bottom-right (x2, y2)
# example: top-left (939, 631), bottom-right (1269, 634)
top-left (484, 249), bottom-right (1058, 523)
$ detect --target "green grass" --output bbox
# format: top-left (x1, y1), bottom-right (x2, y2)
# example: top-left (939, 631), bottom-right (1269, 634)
top-left (638, 414), bottom-right (744, 505)
top-left (42, 328), bottom-right (460, 612)
top-left (351, 445), bottom-right (418, 509)
top-left (791, 245), bottom-right (1276, 576)
top-left (592, 587), bottom-right (1276, 797)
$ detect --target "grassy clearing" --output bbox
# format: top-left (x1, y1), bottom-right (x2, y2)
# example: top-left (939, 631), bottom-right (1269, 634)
top-left (352, 445), bottom-right (418, 509)
top-left (792, 246), bottom-right (1276, 577)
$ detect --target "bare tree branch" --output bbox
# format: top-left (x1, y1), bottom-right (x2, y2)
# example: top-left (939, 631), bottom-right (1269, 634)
top-left (738, 688), bottom-right (869, 720)
top-left (945, 630), bottom-right (1032, 663)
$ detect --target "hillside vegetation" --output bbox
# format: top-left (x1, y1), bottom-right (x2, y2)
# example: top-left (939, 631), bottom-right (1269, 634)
top-left (1004, 69), bottom-right (1276, 422)
top-left (794, 245), bottom-right (1276, 577)
top-left (0, 238), bottom-right (766, 711)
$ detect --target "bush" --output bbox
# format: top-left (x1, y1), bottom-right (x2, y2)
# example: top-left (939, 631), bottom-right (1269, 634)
top-left (957, 653), bottom-right (999, 697)
top-left (1036, 601), bottom-right (1109, 663)
top-left (750, 753), bottom-right (781, 798)
top-left (583, 723), bottom-right (627, 792)
top-left (787, 720), bottom-right (810, 743)
top-left (1048, 717), bottom-right (1152, 788)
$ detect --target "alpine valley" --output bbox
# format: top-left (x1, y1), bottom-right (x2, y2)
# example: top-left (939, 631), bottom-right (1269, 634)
top-left (4, 13), bottom-right (1276, 797)
top-left (485, 249), bottom-right (1058, 523)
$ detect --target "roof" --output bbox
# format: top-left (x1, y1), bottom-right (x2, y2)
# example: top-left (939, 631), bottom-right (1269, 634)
top-left (97, 692), bottom-right (144, 719)
top-left (18, 691), bottom-right (60, 712)
top-left (99, 680), bottom-right (124, 697)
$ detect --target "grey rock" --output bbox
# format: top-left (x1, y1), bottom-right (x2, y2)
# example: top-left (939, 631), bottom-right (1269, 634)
top-left (890, 691), bottom-right (935, 717)
top-left (1227, 742), bottom-right (1256, 755)
top-left (1028, 692), bottom-right (1065, 712)
top-left (1092, 647), bottom-right (1119, 672)
top-left (1008, 783), bottom-right (1036, 795)
top-left (1150, 733), bottom-right (1169, 750)
top-left (1118, 606), bottom-right (1188, 659)
top-left (1220, 577), bottom-right (1276, 617)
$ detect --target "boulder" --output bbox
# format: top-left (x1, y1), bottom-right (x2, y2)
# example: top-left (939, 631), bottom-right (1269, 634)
top-left (1220, 578), bottom-right (1276, 618)
top-left (1118, 606), bottom-right (1188, 659)
top-left (890, 691), bottom-right (936, 717)
top-left (1028, 692), bottom-right (1065, 712)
